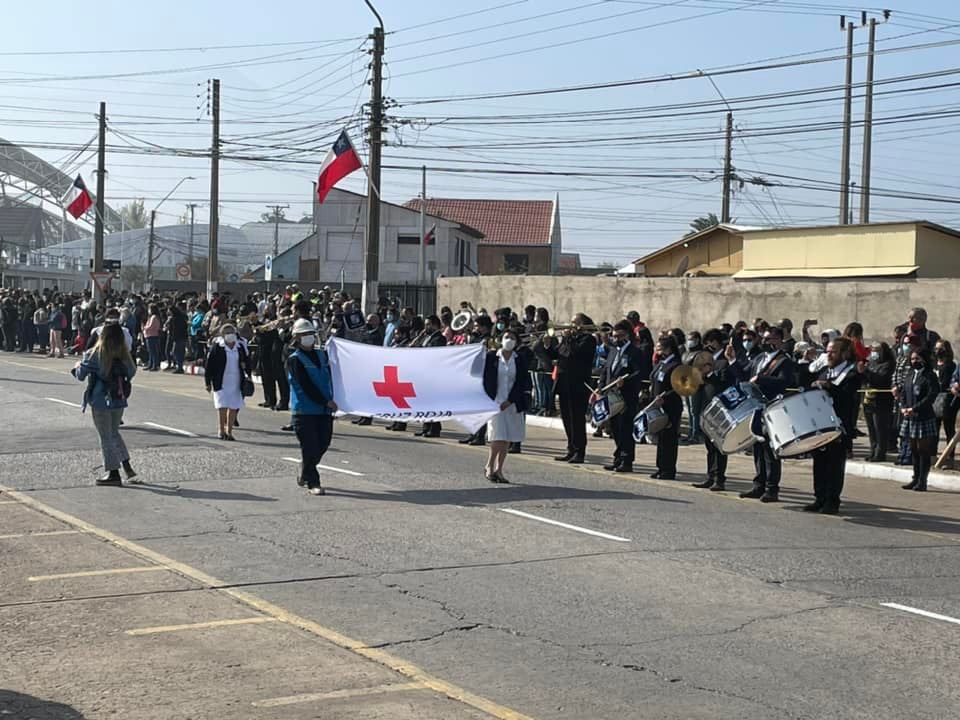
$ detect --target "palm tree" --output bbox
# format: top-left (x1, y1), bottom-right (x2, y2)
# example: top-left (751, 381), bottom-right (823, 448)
top-left (685, 213), bottom-right (720, 236)
top-left (119, 199), bottom-right (148, 229)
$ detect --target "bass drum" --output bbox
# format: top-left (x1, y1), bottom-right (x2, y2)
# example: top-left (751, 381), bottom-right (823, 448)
top-left (762, 389), bottom-right (842, 457)
top-left (591, 389), bottom-right (625, 429)
top-left (700, 382), bottom-right (766, 454)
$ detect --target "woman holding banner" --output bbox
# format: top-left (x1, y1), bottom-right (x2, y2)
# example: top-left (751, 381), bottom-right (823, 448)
top-left (483, 329), bottom-right (532, 483)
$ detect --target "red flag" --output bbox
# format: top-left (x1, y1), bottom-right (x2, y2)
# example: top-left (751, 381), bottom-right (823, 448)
top-left (424, 223), bottom-right (436, 246)
top-left (62, 174), bottom-right (94, 219)
top-left (317, 131), bottom-right (362, 203)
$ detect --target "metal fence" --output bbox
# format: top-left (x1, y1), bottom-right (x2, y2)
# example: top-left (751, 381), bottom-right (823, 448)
top-left (380, 283), bottom-right (436, 315)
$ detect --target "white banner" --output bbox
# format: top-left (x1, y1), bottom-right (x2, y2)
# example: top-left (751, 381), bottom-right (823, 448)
top-left (326, 338), bottom-right (499, 433)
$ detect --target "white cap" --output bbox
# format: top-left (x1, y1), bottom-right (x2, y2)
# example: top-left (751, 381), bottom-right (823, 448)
top-left (292, 318), bottom-right (315, 336)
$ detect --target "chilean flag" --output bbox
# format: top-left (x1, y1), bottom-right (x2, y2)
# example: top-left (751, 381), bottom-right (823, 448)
top-left (424, 223), bottom-right (436, 246)
top-left (317, 130), bottom-right (362, 204)
top-left (62, 174), bottom-right (94, 219)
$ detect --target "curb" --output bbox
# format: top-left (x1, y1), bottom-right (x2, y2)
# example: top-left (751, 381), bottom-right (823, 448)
top-left (845, 460), bottom-right (960, 492)
top-left (525, 415), bottom-right (565, 432)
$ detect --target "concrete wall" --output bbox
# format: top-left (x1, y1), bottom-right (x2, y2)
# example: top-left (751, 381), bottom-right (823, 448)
top-left (437, 275), bottom-right (960, 343)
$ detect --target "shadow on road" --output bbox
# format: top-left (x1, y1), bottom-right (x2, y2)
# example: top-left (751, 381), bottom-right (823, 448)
top-left (327, 482), bottom-right (688, 508)
top-left (0, 689), bottom-right (85, 718)
top-left (0, 375), bottom-right (74, 386)
top-left (129, 485), bottom-right (278, 503)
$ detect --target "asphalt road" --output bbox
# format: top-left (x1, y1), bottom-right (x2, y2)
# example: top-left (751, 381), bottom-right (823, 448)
top-left (2, 353), bottom-right (960, 719)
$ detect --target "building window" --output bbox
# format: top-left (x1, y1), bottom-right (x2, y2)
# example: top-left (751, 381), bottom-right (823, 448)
top-left (398, 235), bottom-right (420, 245)
top-left (503, 253), bottom-right (529, 274)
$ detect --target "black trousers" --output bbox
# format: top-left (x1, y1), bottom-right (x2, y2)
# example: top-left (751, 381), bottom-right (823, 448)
top-left (655, 412), bottom-right (680, 476)
top-left (753, 441), bottom-right (781, 491)
top-left (704, 435), bottom-right (728, 482)
top-left (813, 437), bottom-right (846, 508)
top-left (611, 402), bottom-right (638, 465)
top-left (863, 399), bottom-right (892, 459)
top-left (1, 324), bottom-right (15, 351)
top-left (558, 379), bottom-right (588, 455)
top-left (275, 366), bottom-right (290, 407)
top-left (261, 366), bottom-right (278, 406)
top-left (293, 414), bottom-right (334, 488)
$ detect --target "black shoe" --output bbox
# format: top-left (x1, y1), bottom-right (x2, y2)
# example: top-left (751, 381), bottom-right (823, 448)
top-left (709, 483), bottom-right (726, 492)
top-left (508, 443), bottom-right (521, 454)
top-left (274, 404), bottom-right (288, 412)
top-left (740, 486), bottom-right (765, 499)
top-left (459, 435), bottom-right (475, 444)
top-left (258, 402), bottom-right (272, 408)
top-left (914, 484), bottom-right (928, 492)
top-left (819, 504), bottom-right (840, 515)
top-left (173, 369), bottom-right (184, 374)
top-left (281, 424), bottom-right (294, 432)
top-left (296, 462), bottom-right (306, 487)
top-left (692, 479), bottom-right (715, 489)
top-left (96, 471), bottom-right (122, 487)
top-left (902, 480), bottom-right (918, 490)
top-left (592, 428), bottom-right (604, 438)
top-left (802, 501), bottom-right (824, 512)
top-left (760, 491), bottom-right (779, 503)
top-left (414, 429), bottom-right (427, 437)
top-left (427, 430), bottom-right (441, 438)
top-left (357, 417), bottom-right (372, 426)
top-left (567, 454), bottom-right (585, 464)
top-left (121, 461), bottom-right (137, 480)
top-left (468, 437), bottom-right (486, 446)
top-left (614, 464), bottom-right (633, 473)
top-left (650, 471), bottom-right (661, 479)
top-left (351, 418), bottom-right (362, 424)
top-left (603, 462), bottom-right (620, 471)
top-left (233, 418), bottom-right (239, 427)
top-left (659, 474), bottom-right (676, 480)
top-left (554, 453), bottom-right (574, 462)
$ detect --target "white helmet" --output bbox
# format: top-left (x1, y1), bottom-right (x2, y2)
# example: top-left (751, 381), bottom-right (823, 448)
top-left (292, 318), bottom-right (315, 336)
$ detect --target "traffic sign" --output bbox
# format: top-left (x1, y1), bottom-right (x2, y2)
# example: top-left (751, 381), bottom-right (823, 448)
top-left (228, 273), bottom-right (240, 283)
top-left (264, 254), bottom-right (273, 282)
top-left (89, 271), bottom-right (113, 293)
top-left (175, 263), bottom-right (192, 280)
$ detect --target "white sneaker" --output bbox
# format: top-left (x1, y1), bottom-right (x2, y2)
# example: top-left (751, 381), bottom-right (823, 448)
top-left (308, 486), bottom-right (325, 496)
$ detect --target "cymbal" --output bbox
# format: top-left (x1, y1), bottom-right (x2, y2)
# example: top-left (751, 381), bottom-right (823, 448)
top-left (670, 364), bottom-right (703, 397)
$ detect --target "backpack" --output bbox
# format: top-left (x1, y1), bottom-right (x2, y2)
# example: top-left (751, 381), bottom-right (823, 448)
top-left (104, 359), bottom-right (132, 406)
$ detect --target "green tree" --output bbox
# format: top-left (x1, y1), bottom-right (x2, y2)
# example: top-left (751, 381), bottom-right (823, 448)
top-left (686, 213), bottom-right (720, 236)
top-left (261, 208), bottom-right (295, 224)
top-left (119, 199), bottom-right (149, 229)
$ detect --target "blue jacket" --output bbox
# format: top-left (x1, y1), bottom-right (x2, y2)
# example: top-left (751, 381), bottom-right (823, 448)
top-left (288, 347), bottom-right (334, 416)
top-left (73, 351), bottom-right (137, 411)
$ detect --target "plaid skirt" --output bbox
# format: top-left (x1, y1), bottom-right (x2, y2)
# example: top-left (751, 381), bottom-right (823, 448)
top-left (900, 415), bottom-right (937, 439)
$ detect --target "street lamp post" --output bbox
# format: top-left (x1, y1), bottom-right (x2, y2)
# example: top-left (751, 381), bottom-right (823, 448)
top-left (146, 176), bottom-right (195, 290)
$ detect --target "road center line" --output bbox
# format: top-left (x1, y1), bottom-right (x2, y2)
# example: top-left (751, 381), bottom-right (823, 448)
top-left (881, 602), bottom-right (960, 626)
top-left (44, 397), bottom-right (81, 408)
top-left (126, 617), bottom-right (278, 636)
top-left (142, 421), bottom-right (198, 438)
top-left (252, 682), bottom-right (426, 708)
top-left (282, 457), bottom-right (364, 477)
top-left (28, 566), bottom-right (165, 582)
top-left (499, 508), bottom-right (632, 543)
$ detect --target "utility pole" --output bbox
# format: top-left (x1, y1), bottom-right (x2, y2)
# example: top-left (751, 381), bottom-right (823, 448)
top-left (362, 2), bottom-right (384, 314)
top-left (838, 17), bottom-right (855, 224)
top-left (146, 210), bottom-right (156, 289)
top-left (859, 17), bottom-right (878, 223)
top-left (187, 203), bottom-right (197, 263)
top-left (721, 112), bottom-right (733, 224)
top-left (207, 79), bottom-right (220, 297)
top-left (266, 204), bottom-right (290, 258)
top-left (93, 101), bottom-right (106, 296)
top-left (418, 165), bottom-right (426, 288)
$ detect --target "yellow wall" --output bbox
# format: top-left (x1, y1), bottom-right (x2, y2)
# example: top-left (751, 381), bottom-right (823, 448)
top-left (916, 226), bottom-right (960, 278)
top-left (742, 224), bottom-right (918, 270)
top-left (641, 229), bottom-right (741, 276)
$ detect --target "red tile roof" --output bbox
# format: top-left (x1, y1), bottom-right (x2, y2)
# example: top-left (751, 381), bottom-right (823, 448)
top-left (403, 198), bottom-right (554, 247)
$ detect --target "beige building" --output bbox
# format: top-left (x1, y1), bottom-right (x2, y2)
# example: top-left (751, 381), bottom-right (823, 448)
top-left (735, 221), bottom-right (960, 278)
top-left (633, 224), bottom-right (753, 277)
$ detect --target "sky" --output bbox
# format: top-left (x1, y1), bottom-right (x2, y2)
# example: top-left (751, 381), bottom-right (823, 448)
top-left (2, 0), bottom-right (959, 267)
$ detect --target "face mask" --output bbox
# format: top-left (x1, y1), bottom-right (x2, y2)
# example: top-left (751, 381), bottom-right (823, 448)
top-left (496, 322), bottom-right (505, 331)
top-left (909, 321), bottom-right (921, 332)
top-left (761, 342), bottom-right (775, 353)
top-left (911, 360), bottom-right (924, 370)
top-left (300, 334), bottom-right (316, 348)
top-left (686, 340), bottom-right (698, 350)
top-left (502, 338), bottom-right (517, 352)
top-left (742, 340), bottom-right (754, 352)
top-left (868, 351), bottom-right (879, 361)
top-left (386, 314), bottom-right (396, 323)
top-left (223, 333), bottom-right (237, 344)
top-left (902, 344), bottom-right (912, 355)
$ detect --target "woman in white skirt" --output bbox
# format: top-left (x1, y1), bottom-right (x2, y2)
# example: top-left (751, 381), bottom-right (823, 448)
top-left (204, 324), bottom-right (252, 440)
top-left (482, 330), bottom-right (532, 483)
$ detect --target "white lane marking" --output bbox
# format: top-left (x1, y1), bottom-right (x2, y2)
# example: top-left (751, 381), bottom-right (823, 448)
top-left (44, 397), bottom-right (81, 408)
top-left (0, 530), bottom-right (80, 540)
top-left (881, 602), bottom-right (960, 626)
top-left (253, 682), bottom-right (425, 708)
top-left (282, 457), bottom-right (364, 477)
top-left (142, 421), bottom-right (198, 438)
top-left (499, 508), bottom-right (632, 543)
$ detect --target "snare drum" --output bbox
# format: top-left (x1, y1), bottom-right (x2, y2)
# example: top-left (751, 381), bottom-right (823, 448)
top-left (591, 389), bottom-right (625, 428)
top-left (762, 389), bottom-right (842, 457)
top-left (700, 382), bottom-right (766, 454)
top-left (632, 403), bottom-right (671, 442)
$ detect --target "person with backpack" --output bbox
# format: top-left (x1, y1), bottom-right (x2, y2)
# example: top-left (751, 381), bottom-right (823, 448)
top-left (72, 323), bottom-right (138, 486)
